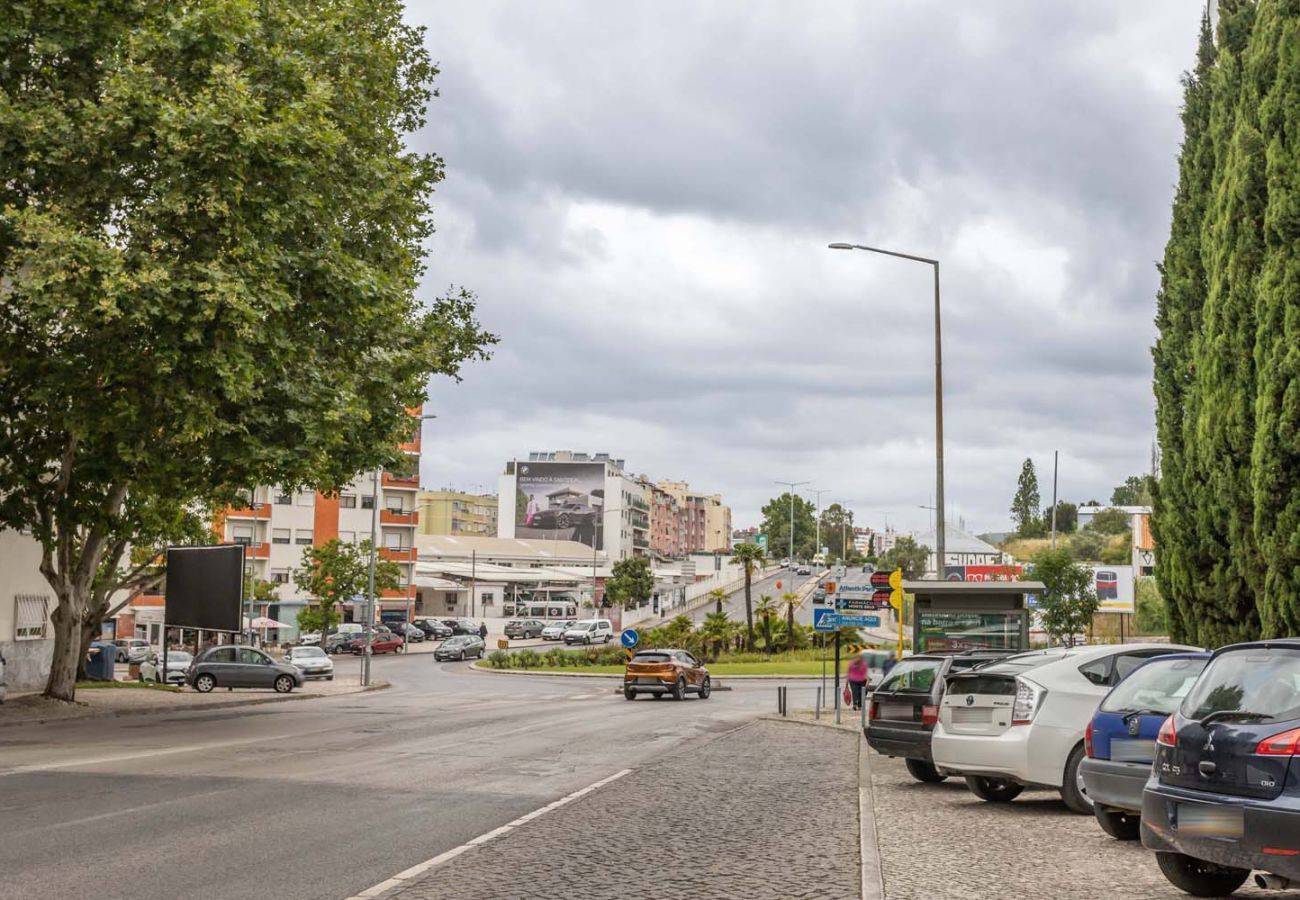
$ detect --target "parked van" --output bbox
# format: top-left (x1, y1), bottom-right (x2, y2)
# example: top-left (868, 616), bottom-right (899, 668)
top-left (563, 619), bottom-right (614, 645)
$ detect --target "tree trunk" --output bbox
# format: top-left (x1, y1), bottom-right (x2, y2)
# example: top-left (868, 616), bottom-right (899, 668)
top-left (44, 590), bottom-right (83, 701)
top-left (743, 568), bottom-right (754, 652)
top-left (763, 618), bottom-right (772, 655)
top-left (786, 607), bottom-right (794, 652)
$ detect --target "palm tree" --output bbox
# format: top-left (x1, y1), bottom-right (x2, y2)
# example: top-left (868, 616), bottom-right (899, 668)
top-left (731, 543), bottom-right (765, 651)
top-left (700, 611), bottom-right (732, 660)
top-left (779, 591), bottom-right (802, 652)
top-left (754, 593), bottom-right (777, 654)
top-left (708, 587), bottom-right (727, 615)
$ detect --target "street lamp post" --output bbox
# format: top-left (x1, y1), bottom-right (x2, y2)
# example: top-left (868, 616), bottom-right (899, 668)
top-left (806, 488), bottom-right (830, 562)
top-left (590, 507), bottom-right (622, 613)
top-left (774, 480), bottom-right (810, 566)
top-left (829, 242), bottom-right (945, 574)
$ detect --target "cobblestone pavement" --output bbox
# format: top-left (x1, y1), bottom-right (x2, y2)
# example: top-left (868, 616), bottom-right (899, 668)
top-left (388, 719), bottom-right (862, 900)
top-left (868, 753), bottom-right (1300, 899)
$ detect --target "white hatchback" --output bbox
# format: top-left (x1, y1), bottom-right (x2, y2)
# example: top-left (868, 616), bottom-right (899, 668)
top-left (563, 619), bottom-right (614, 645)
top-left (931, 643), bottom-right (1198, 813)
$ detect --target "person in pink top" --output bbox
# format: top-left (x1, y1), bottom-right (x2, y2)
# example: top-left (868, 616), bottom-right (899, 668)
top-left (846, 652), bottom-right (870, 710)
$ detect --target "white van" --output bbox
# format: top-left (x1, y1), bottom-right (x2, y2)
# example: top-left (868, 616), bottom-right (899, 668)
top-left (563, 619), bottom-right (614, 645)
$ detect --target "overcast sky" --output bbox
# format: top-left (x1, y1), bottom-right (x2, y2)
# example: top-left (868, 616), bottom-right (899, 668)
top-left (406, 1), bottom-right (1201, 535)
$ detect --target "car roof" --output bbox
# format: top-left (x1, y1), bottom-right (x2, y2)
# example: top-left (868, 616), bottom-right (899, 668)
top-left (1209, 639), bottom-right (1300, 659)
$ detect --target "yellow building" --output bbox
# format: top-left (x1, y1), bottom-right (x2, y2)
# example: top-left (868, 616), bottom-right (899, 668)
top-left (417, 490), bottom-right (498, 537)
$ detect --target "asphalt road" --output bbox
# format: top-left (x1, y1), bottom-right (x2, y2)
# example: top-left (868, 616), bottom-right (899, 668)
top-left (0, 654), bottom-right (796, 900)
top-left (685, 566), bottom-right (820, 624)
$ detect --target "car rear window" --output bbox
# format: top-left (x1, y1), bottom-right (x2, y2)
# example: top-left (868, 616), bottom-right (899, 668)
top-left (632, 652), bottom-right (671, 663)
top-left (1181, 647), bottom-right (1300, 722)
top-left (1100, 657), bottom-right (1207, 714)
top-left (876, 658), bottom-right (942, 693)
top-left (947, 674), bottom-right (1017, 695)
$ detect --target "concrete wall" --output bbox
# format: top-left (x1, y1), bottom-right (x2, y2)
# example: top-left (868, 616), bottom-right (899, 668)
top-left (0, 529), bottom-right (56, 692)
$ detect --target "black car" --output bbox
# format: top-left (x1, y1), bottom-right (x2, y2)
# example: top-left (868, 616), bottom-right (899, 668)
top-left (412, 619), bottom-right (453, 639)
top-left (865, 650), bottom-right (1015, 782)
top-left (434, 635), bottom-right (486, 661)
top-left (440, 618), bottom-right (481, 636)
top-left (530, 501), bottom-right (596, 530)
top-left (326, 631), bottom-right (365, 654)
top-left (1142, 640), bottom-right (1300, 896)
top-left (185, 646), bottom-right (303, 694)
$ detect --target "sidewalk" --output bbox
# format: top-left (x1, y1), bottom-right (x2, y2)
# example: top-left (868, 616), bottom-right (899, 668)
top-left (374, 719), bottom-right (862, 900)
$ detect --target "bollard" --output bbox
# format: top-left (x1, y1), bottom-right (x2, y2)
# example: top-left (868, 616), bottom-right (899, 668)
top-left (815, 686), bottom-right (822, 720)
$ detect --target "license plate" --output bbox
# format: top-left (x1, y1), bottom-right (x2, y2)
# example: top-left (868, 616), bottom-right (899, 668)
top-left (1109, 739), bottom-right (1154, 763)
top-left (880, 702), bottom-right (915, 720)
top-left (1176, 805), bottom-right (1243, 838)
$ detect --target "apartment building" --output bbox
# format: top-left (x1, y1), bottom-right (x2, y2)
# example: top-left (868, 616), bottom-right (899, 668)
top-left (417, 490), bottom-right (498, 537)
top-left (657, 481), bottom-right (731, 554)
top-left (215, 413), bottom-right (424, 631)
top-left (645, 479), bottom-right (686, 558)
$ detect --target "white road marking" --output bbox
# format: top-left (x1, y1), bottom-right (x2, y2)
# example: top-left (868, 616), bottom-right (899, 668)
top-left (343, 768), bottom-right (632, 900)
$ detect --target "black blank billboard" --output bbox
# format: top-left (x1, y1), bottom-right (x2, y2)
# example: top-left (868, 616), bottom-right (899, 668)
top-left (166, 545), bottom-right (244, 632)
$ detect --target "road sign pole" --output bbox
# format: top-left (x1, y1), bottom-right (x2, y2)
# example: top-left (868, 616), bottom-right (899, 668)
top-left (833, 631), bottom-right (842, 725)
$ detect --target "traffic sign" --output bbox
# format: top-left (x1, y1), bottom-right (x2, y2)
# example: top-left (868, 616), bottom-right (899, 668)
top-left (837, 583), bottom-right (874, 593)
top-left (823, 581), bottom-right (837, 595)
top-left (837, 596), bottom-right (876, 611)
top-left (620, 628), bottom-right (639, 649)
top-left (869, 568), bottom-right (905, 609)
top-left (814, 608), bottom-right (882, 631)
top-left (754, 534), bottom-right (768, 551)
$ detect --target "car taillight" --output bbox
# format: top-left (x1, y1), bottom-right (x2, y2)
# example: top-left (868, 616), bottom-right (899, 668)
top-left (1084, 719), bottom-right (1095, 758)
top-left (1156, 715), bottom-right (1177, 747)
top-left (1256, 727), bottom-right (1300, 756)
top-left (1011, 678), bottom-right (1045, 725)
top-left (921, 704), bottom-right (939, 726)
top-left (868, 701), bottom-right (879, 721)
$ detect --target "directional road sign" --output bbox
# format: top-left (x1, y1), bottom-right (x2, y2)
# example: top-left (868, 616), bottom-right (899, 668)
top-left (836, 596), bottom-right (877, 611)
top-left (836, 583), bottom-right (874, 593)
top-left (813, 608), bottom-right (881, 631)
top-left (620, 628), bottom-right (639, 649)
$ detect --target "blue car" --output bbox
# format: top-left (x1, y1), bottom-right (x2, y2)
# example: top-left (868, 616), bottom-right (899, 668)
top-left (1142, 640), bottom-right (1300, 896)
top-left (1081, 653), bottom-right (1211, 840)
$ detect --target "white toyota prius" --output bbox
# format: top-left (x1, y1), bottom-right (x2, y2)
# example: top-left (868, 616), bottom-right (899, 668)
top-left (931, 643), bottom-right (1198, 813)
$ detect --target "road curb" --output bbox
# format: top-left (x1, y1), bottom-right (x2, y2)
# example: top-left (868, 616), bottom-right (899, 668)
top-left (858, 733), bottom-right (886, 900)
top-left (0, 681), bottom-right (390, 729)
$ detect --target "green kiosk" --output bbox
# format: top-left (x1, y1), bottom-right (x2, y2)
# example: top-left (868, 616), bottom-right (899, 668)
top-left (903, 580), bottom-right (1045, 653)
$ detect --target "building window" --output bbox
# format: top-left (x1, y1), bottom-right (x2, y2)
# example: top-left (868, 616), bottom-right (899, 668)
top-left (340, 493), bottom-right (357, 509)
top-left (296, 492), bottom-right (314, 507)
top-left (386, 498), bottom-right (405, 513)
top-left (338, 530), bottom-right (356, 545)
top-left (383, 532), bottom-right (407, 550)
top-left (295, 529), bottom-right (313, 545)
top-left (482, 592), bottom-right (495, 605)
top-left (274, 492), bottom-right (292, 505)
top-left (361, 494), bottom-right (375, 510)
top-left (270, 569), bottom-right (290, 585)
top-left (272, 528), bottom-right (291, 545)
top-left (230, 524), bottom-right (255, 546)
top-left (14, 594), bottom-right (50, 640)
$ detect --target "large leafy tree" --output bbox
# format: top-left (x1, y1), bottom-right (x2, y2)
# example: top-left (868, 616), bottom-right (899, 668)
top-left (294, 539), bottom-right (399, 637)
top-left (818, 503), bottom-right (854, 561)
top-left (606, 557), bottom-right (655, 609)
top-left (1010, 459), bottom-right (1042, 537)
top-left (1109, 475), bottom-right (1155, 507)
top-left (760, 493), bottom-right (817, 561)
top-left (731, 542), bottom-right (765, 651)
top-left (1031, 547), bottom-right (1100, 647)
top-left (879, 536), bottom-right (929, 580)
top-left (0, 1), bottom-right (494, 700)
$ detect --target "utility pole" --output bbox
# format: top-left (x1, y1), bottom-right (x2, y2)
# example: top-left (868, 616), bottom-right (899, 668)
top-left (806, 488), bottom-right (830, 561)
top-left (362, 464), bottom-right (381, 687)
top-left (1051, 450), bottom-right (1060, 548)
top-left (774, 480), bottom-right (810, 565)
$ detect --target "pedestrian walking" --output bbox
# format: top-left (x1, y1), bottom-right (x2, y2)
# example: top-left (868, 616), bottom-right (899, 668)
top-left (479, 622), bottom-right (488, 640)
top-left (846, 651), bottom-right (869, 710)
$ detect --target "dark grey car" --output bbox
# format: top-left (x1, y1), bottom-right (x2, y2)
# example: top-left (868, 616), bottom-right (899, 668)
top-left (185, 646), bottom-right (303, 694)
top-left (434, 635), bottom-right (486, 661)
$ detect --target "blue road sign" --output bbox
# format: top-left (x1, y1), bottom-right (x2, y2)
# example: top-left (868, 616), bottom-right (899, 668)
top-left (620, 628), bottom-right (639, 649)
top-left (814, 608), bottom-right (881, 631)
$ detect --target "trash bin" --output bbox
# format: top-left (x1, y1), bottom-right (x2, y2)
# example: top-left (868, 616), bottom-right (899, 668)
top-left (86, 640), bottom-right (116, 680)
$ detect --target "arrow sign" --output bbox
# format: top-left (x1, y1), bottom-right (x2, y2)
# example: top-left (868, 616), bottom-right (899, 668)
top-left (837, 597), bottom-right (877, 611)
top-left (620, 628), bottom-right (639, 649)
top-left (814, 608), bottom-right (882, 631)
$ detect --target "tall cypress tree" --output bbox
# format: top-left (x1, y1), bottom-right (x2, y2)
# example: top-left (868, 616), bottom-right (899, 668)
top-left (1186, 0), bottom-right (1266, 645)
top-left (1153, 11), bottom-right (1218, 644)
top-left (1250, 2), bottom-right (1300, 637)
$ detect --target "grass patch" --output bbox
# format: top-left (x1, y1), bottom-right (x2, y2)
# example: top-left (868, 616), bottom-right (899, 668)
top-left (76, 679), bottom-right (180, 692)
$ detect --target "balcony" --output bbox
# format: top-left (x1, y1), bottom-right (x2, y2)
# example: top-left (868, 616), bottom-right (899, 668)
top-left (380, 546), bottom-right (418, 562)
top-left (633, 535), bottom-right (650, 550)
top-left (380, 509), bottom-right (418, 526)
top-left (382, 471), bottom-right (419, 490)
top-left (225, 504), bottom-right (271, 520)
top-left (241, 542), bottom-right (271, 559)
top-left (380, 587), bottom-right (411, 599)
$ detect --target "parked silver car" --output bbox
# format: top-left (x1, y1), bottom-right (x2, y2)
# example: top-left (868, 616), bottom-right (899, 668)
top-left (283, 645), bottom-right (335, 680)
top-left (139, 650), bottom-right (192, 685)
top-left (113, 638), bottom-right (151, 663)
top-left (541, 620), bottom-right (575, 640)
top-left (185, 646), bottom-right (303, 693)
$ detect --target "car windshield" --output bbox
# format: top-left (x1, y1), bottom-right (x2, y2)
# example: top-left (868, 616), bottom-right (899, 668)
top-left (875, 658), bottom-right (942, 693)
top-left (293, 647), bottom-right (326, 659)
top-left (573, 623), bottom-right (593, 631)
top-left (1181, 647), bottom-right (1300, 722)
top-left (446, 637), bottom-right (468, 645)
top-left (632, 652), bottom-right (672, 663)
top-left (1100, 656), bottom-right (1207, 714)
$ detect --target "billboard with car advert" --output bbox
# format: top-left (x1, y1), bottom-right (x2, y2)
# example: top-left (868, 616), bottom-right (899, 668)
top-left (1091, 564), bottom-right (1135, 614)
top-left (514, 461), bottom-right (606, 549)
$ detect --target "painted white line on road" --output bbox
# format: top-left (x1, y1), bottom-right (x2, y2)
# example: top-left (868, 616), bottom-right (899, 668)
top-left (344, 768), bottom-right (632, 900)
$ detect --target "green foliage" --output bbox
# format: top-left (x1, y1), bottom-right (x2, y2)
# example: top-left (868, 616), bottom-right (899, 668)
top-left (754, 594), bottom-right (778, 654)
top-left (1070, 530), bottom-right (1106, 563)
top-left (1110, 476), bottom-right (1154, 507)
top-left (1010, 459), bottom-right (1041, 536)
top-left (1031, 547), bottom-right (1100, 646)
top-left (708, 587), bottom-right (728, 615)
top-left (1044, 501), bottom-right (1078, 534)
top-left (487, 650), bottom-right (511, 669)
top-left (296, 605), bottom-right (340, 636)
top-left (1087, 507), bottom-right (1131, 535)
top-left (699, 611), bottom-right (734, 660)
top-left (0, 1), bottom-right (495, 701)
top-left (605, 557), bottom-right (655, 609)
top-left (732, 542), bottom-right (765, 651)
top-left (879, 536), bottom-right (929, 579)
top-left (295, 539), bottom-right (400, 629)
top-left (1134, 577), bottom-right (1169, 635)
top-left (1098, 535), bottom-right (1132, 565)
top-left (761, 493), bottom-right (817, 560)
top-left (818, 503), bottom-right (855, 560)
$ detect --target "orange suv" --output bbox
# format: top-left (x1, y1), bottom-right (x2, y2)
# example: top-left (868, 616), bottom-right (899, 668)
top-left (624, 649), bottom-right (711, 701)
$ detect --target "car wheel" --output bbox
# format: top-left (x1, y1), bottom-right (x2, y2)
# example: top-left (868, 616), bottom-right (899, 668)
top-left (326, 675), bottom-right (334, 682)
top-left (964, 775), bottom-right (1023, 803)
top-left (477, 649), bottom-right (484, 659)
top-left (1155, 852), bottom-right (1249, 897)
top-left (459, 650), bottom-right (466, 661)
top-left (624, 687), bottom-right (637, 701)
top-left (273, 674), bottom-right (294, 693)
top-left (671, 677), bottom-right (686, 701)
top-left (1060, 744), bottom-right (1093, 814)
top-left (194, 673), bottom-right (216, 693)
top-left (699, 676), bottom-right (711, 700)
top-left (1093, 805), bottom-right (1140, 841)
top-left (905, 759), bottom-right (948, 784)
top-left (557, 513), bottom-right (571, 528)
